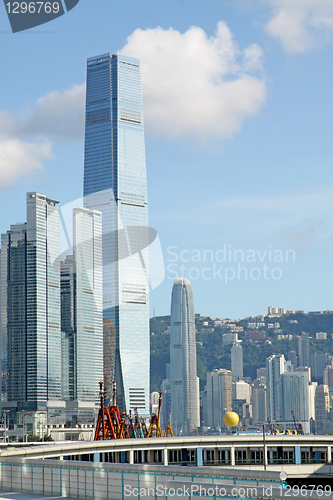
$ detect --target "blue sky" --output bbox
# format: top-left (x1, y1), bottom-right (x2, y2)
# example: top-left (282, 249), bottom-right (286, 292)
top-left (0, 0), bottom-right (332, 319)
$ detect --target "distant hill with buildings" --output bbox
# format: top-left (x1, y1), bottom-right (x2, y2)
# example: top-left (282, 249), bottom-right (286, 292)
top-left (150, 311), bottom-right (333, 392)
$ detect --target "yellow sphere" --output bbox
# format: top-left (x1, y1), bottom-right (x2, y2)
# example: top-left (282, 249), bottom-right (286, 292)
top-left (223, 412), bottom-right (239, 427)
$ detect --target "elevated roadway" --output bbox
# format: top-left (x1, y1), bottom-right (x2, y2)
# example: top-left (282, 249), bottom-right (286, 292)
top-left (1, 434), bottom-right (333, 478)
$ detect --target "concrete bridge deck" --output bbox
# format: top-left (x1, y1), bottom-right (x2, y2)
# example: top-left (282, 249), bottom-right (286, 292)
top-left (0, 434), bottom-right (333, 479)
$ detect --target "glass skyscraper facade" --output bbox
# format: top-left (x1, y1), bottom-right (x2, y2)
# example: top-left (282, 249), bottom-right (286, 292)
top-left (60, 255), bottom-right (75, 401)
top-left (83, 53), bottom-right (149, 414)
top-left (170, 278), bottom-right (199, 435)
top-left (73, 207), bottom-right (103, 404)
top-left (60, 207), bottom-right (103, 407)
top-left (0, 192), bottom-right (62, 411)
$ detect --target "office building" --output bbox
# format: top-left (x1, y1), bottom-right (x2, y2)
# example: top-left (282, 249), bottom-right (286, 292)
top-left (204, 369), bottom-right (232, 428)
top-left (252, 384), bottom-right (266, 424)
top-left (324, 359), bottom-right (333, 388)
top-left (298, 332), bottom-right (310, 367)
top-left (266, 354), bottom-right (285, 422)
top-left (160, 363), bottom-right (172, 430)
top-left (170, 278), bottom-right (199, 435)
top-left (315, 385), bottom-right (330, 433)
top-left (60, 255), bottom-right (75, 402)
top-left (59, 207), bottom-right (103, 429)
top-left (310, 353), bottom-right (329, 381)
top-left (0, 193), bottom-right (62, 412)
top-left (83, 52), bottom-right (149, 415)
top-left (287, 351), bottom-right (297, 370)
top-left (103, 318), bottom-right (116, 405)
top-left (233, 380), bottom-right (250, 403)
top-left (282, 369), bottom-right (310, 423)
top-left (231, 342), bottom-right (243, 381)
top-left (73, 207), bottom-right (103, 404)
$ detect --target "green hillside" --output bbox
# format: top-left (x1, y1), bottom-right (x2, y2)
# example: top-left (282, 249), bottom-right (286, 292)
top-left (150, 312), bottom-right (333, 392)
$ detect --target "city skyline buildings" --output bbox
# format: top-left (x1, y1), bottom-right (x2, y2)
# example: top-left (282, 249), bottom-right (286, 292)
top-left (266, 354), bottom-right (285, 423)
top-left (203, 369), bottom-right (232, 428)
top-left (0, 191), bottom-right (104, 432)
top-left (83, 52), bottom-right (150, 415)
top-left (0, 192), bottom-right (62, 411)
top-left (298, 332), bottom-right (310, 368)
top-left (231, 342), bottom-right (243, 381)
top-left (72, 206), bottom-right (103, 404)
top-left (170, 277), bottom-right (200, 435)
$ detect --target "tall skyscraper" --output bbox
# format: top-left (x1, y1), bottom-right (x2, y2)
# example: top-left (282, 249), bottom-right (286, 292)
top-left (0, 193), bottom-right (62, 411)
top-left (204, 369), bottom-right (232, 428)
top-left (73, 207), bottom-right (103, 403)
top-left (310, 352), bottom-right (329, 381)
top-left (283, 369), bottom-right (310, 423)
top-left (298, 332), bottom-right (310, 367)
top-left (83, 52), bottom-right (149, 414)
top-left (252, 383), bottom-right (266, 424)
top-left (60, 255), bottom-right (75, 402)
top-left (287, 350), bottom-right (298, 370)
top-left (266, 354), bottom-right (285, 422)
top-left (170, 278), bottom-right (199, 435)
top-left (60, 207), bottom-right (103, 409)
top-left (231, 342), bottom-right (243, 381)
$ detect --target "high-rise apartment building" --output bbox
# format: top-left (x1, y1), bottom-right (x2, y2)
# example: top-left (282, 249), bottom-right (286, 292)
top-left (231, 342), bottom-right (243, 381)
top-left (0, 193), bottom-right (62, 411)
top-left (83, 52), bottom-right (149, 414)
top-left (170, 278), bottom-right (199, 435)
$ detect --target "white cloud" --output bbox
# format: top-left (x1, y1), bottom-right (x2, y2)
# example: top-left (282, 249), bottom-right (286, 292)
top-left (0, 22), bottom-right (266, 188)
top-left (18, 84), bottom-right (85, 140)
top-left (0, 137), bottom-right (53, 190)
top-left (0, 84), bottom-right (85, 188)
top-left (263, 0), bottom-right (333, 53)
top-left (121, 21), bottom-right (266, 140)
top-left (1, 84), bottom-right (85, 141)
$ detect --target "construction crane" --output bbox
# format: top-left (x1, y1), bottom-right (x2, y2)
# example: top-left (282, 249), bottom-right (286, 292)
top-left (291, 410), bottom-right (303, 435)
top-left (94, 381), bottom-right (126, 440)
top-left (147, 392), bottom-right (163, 437)
top-left (94, 381), bottom-right (116, 440)
top-left (134, 408), bottom-right (144, 438)
top-left (110, 382), bottom-right (126, 439)
top-left (141, 417), bottom-right (148, 437)
top-left (128, 411), bottom-right (137, 438)
top-left (164, 425), bottom-right (174, 437)
top-left (95, 383), bottom-right (174, 440)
